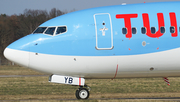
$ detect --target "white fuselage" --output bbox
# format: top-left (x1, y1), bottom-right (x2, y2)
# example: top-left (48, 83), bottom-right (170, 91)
top-left (4, 47), bottom-right (180, 79)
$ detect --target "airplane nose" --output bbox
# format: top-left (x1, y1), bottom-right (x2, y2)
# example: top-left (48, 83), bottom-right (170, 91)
top-left (3, 35), bottom-right (31, 68)
top-left (4, 48), bottom-right (29, 67)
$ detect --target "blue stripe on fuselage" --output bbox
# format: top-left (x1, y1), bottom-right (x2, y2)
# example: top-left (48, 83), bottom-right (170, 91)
top-left (6, 1), bottom-right (180, 56)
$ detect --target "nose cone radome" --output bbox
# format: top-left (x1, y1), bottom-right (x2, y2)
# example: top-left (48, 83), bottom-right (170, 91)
top-left (3, 35), bottom-right (31, 67)
top-left (4, 48), bottom-right (29, 67)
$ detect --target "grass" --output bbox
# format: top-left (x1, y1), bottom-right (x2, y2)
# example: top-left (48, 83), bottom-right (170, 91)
top-left (0, 65), bottom-right (46, 75)
top-left (0, 66), bottom-right (180, 101)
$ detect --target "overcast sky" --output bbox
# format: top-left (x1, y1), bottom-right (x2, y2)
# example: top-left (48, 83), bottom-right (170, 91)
top-left (0, 0), bottom-right (179, 15)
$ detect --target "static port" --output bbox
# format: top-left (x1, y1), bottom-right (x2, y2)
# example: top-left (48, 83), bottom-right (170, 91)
top-left (150, 67), bottom-right (154, 71)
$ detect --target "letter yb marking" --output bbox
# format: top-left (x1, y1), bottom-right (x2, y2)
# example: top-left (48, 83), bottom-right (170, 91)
top-left (64, 77), bottom-right (73, 84)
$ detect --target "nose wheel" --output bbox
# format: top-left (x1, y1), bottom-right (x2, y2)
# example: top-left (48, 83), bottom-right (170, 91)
top-left (75, 85), bottom-right (90, 99)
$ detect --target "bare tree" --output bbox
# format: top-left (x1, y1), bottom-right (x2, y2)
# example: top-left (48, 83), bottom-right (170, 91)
top-left (49, 8), bottom-right (64, 19)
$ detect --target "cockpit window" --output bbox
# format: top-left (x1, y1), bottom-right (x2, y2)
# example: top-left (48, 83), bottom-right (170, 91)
top-left (56, 26), bottom-right (67, 35)
top-left (33, 26), bottom-right (67, 36)
top-left (45, 27), bottom-right (56, 35)
top-left (33, 27), bottom-right (47, 34)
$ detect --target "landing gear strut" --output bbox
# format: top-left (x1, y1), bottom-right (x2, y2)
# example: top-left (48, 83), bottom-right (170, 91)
top-left (75, 85), bottom-right (90, 99)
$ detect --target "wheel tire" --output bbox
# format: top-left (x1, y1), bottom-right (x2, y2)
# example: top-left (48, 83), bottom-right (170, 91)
top-left (75, 88), bottom-right (89, 100)
top-left (75, 89), bottom-right (81, 99)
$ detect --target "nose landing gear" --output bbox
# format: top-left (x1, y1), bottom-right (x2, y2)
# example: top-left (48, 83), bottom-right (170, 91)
top-left (75, 85), bottom-right (90, 100)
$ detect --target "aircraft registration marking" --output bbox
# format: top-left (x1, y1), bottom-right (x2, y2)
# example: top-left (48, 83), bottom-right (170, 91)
top-left (49, 75), bottom-right (85, 86)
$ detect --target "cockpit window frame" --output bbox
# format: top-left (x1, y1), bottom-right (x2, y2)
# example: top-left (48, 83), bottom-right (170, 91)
top-left (55, 26), bottom-right (68, 35)
top-left (33, 26), bottom-right (68, 36)
top-left (44, 27), bottom-right (56, 36)
top-left (32, 27), bottom-right (48, 34)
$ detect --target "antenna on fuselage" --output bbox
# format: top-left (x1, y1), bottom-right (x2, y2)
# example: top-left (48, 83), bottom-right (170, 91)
top-left (122, 3), bottom-right (127, 5)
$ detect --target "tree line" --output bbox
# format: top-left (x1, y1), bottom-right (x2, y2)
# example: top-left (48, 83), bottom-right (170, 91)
top-left (0, 8), bottom-right (68, 59)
